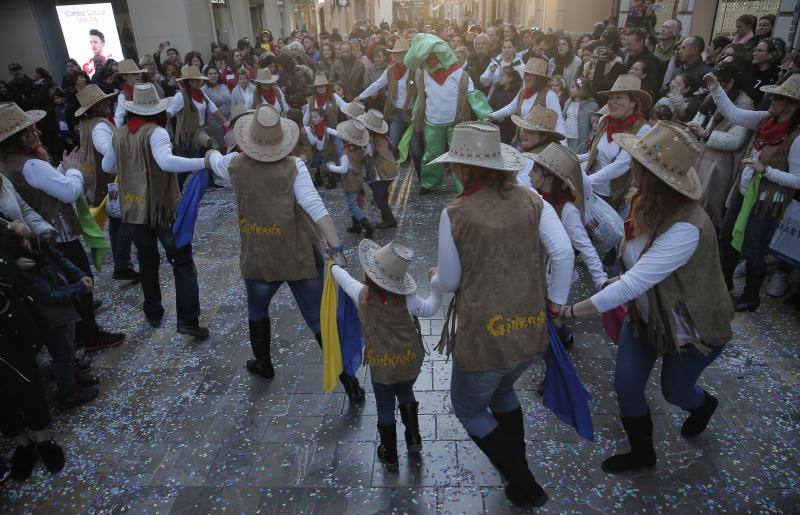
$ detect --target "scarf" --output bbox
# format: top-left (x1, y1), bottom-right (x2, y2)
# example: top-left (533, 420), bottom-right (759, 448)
top-left (123, 83), bottom-right (134, 100)
top-left (127, 116), bottom-right (149, 134)
top-left (426, 56), bottom-right (460, 85)
top-left (541, 189), bottom-right (576, 207)
top-left (392, 63), bottom-right (407, 81)
top-left (753, 117), bottom-right (791, 150)
top-left (261, 87), bottom-right (277, 105)
top-left (606, 112), bottom-right (645, 142)
top-left (189, 88), bottom-right (205, 103)
top-left (313, 121), bottom-right (327, 140)
top-left (522, 87), bottom-right (538, 100)
top-left (315, 93), bottom-right (329, 108)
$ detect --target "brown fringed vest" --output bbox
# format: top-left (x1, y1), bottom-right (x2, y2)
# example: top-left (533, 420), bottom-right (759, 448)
top-left (585, 116), bottom-right (648, 210)
top-left (437, 185), bottom-right (548, 371)
top-left (413, 68), bottom-right (472, 134)
top-left (112, 124), bottom-right (181, 227)
top-left (358, 288), bottom-right (424, 384)
top-left (368, 134), bottom-right (399, 181)
top-left (626, 201), bottom-right (734, 356)
top-left (78, 116), bottom-right (115, 207)
top-left (228, 154), bottom-right (319, 282)
top-left (342, 146), bottom-right (366, 192)
top-left (306, 94), bottom-right (338, 128)
top-left (1, 153), bottom-right (81, 236)
top-left (384, 64), bottom-right (416, 120)
top-left (174, 89), bottom-right (204, 150)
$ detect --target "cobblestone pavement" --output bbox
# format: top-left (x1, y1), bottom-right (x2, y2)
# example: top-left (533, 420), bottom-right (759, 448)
top-left (1, 167), bottom-right (799, 513)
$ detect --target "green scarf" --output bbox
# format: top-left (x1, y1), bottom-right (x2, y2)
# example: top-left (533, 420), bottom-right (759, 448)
top-left (731, 172), bottom-right (761, 252)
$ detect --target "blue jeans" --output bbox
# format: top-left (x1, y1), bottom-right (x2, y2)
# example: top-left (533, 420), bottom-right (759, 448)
top-left (369, 180), bottom-right (391, 205)
top-left (719, 193), bottom-right (780, 269)
top-left (372, 379), bottom-right (416, 425)
top-left (307, 150), bottom-right (329, 175)
top-left (450, 359), bottom-right (533, 438)
top-left (615, 320), bottom-right (724, 417)
top-left (244, 255), bottom-right (324, 334)
top-left (108, 216), bottom-right (133, 271)
top-left (344, 191), bottom-right (367, 221)
top-left (388, 108), bottom-right (407, 155)
top-left (45, 324), bottom-right (75, 386)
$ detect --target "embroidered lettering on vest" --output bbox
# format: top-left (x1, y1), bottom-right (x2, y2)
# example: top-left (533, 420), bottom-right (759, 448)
top-left (121, 193), bottom-right (145, 204)
top-left (239, 218), bottom-right (283, 236)
top-left (486, 309), bottom-right (546, 337)
top-left (366, 346), bottom-right (418, 367)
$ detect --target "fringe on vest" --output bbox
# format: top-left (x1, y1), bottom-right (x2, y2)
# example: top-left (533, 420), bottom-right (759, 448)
top-left (434, 295), bottom-right (458, 359)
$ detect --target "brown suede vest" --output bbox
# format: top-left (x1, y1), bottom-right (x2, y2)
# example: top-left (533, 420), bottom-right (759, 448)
top-left (384, 64), bottom-right (415, 120)
top-left (627, 202), bottom-right (734, 355)
top-left (174, 89), bottom-right (203, 150)
top-left (229, 154), bottom-right (319, 282)
top-left (306, 95), bottom-right (339, 128)
top-left (413, 68), bottom-right (471, 133)
top-left (112, 124), bottom-right (181, 226)
top-left (438, 185), bottom-right (548, 371)
top-left (358, 288), bottom-right (424, 384)
top-left (342, 147), bottom-right (366, 192)
top-left (369, 134), bottom-right (399, 181)
top-left (586, 116), bottom-right (647, 210)
top-left (1, 154), bottom-right (81, 236)
top-left (78, 116), bottom-right (115, 207)
top-left (513, 87), bottom-right (548, 116)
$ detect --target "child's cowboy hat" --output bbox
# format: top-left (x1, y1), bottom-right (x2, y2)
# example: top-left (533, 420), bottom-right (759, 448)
top-left (335, 119), bottom-right (370, 147)
top-left (341, 100), bottom-right (366, 120)
top-left (224, 104), bottom-right (254, 148)
top-left (357, 109), bottom-right (389, 134)
top-left (429, 121), bottom-right (524, 172)
top-left (234, 104), bottom-right (300, 162)
top-left (358, 239), bottom-right (417, 295)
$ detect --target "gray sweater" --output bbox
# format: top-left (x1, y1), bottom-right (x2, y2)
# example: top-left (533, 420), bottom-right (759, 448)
top-left (0, 175), bottom-right (55, 238)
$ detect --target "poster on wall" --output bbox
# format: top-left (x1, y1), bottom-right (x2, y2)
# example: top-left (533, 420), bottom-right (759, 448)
top-left (56, 3), bottom-right (124, 77)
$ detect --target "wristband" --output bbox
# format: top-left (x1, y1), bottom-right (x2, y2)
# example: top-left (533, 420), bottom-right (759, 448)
top-left (547, 307), bottom-right (559, 319)
top-left (330, 244), bottom-right (344, 254)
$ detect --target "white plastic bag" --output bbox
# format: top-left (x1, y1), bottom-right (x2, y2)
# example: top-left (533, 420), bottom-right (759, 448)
top-left (105, 182), bottom-right (122, 219)
top-left (583, 192), bottom-right (624, 256)
top-left (769, 200), bottom-right (800, 267)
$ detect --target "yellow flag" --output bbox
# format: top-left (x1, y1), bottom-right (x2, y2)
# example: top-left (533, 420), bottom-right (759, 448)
top-left (321, 260), bottom-right (343, 392)
top-left (89, 193), bottom-right (109, 231)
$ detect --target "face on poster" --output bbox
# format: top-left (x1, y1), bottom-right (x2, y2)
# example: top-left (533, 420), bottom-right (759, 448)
top-left (56, 3), bottom-right (124, 76)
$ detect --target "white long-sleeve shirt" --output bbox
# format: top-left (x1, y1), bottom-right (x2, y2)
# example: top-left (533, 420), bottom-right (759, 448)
top-left (331, 265), bottom-right (443, 318)
top-left (327, 154), bottom-right (349, 174)
top-left (579, 117), bottom-right (651, 197)
top-left (711, 86), bottom-right (800, 198)
top-left (432, 191), bottom-right (575, 305)
top-left (590, 223), bottom-right (701, 344)
top-left (254, 87), bottom-right (290, 115)
top-left (114, 91), bottom-right (128, 128)
top-left (101, 126), bottom-right (205, 174)
top-left (20, 159), bottom-right (84, 242)
top-left (358, 67), bottom-right (409, 109)
top-left (302, 93), bottom-right (346, 125)
top-left (91, 121), bottom-right (114, 158)
top-left (421, 68), bottom-right (475, 125)
top-left (304, 126), bottom-right (338, 151)
top-left (166, 90), bottom-right (218, 126)
top-left (209, 151), bottom-right (329, 222)
top-left (230, 83), bottom-right (256, 110)
top-left (490, 89), bottom-right (566, 141)
top-left (479, 58), bottom-right (524, 99)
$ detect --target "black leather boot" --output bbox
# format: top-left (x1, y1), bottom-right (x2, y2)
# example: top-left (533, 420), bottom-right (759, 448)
top-left (313, 333), bottom-right (365, 402)
top-left (246, 318), bottom-right (274, 379)
top-left (377, 423), bottom-right (399, 471)
top-left (360, 218), bottom-right (375, 238)
top-left (376, 199), bottom-right (398, 229)
top-left (718, 239), bottom-right (740, 292)
top-left (492, 407), bottom-right (526, 459)
top-left (346, 216), bottom-right (362, 234)
top-left (602, 412), bottom-right (657, 473)
top-left (398, 402), bottom-right (422, 453)
top-left (733, 263), bottom-right (766, 312)
top-left (681, 391), bottom-right (719, 438)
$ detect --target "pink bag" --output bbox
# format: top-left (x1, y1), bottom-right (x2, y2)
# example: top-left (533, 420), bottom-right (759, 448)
top-left (602, 305), bottom-right (627, 344)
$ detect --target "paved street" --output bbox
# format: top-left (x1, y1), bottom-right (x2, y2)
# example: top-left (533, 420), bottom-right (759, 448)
top-left (1, 167), bottom-right (799, 513)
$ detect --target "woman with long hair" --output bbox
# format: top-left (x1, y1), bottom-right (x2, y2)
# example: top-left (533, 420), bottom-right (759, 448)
top-left (752, 37), bottom-right (784, 104)
top-left (549, 35), bottom-right (582, 89)
top-left (202, 65), bottom-right (232, 149)
top-left (480, 38), bottom-right (524, 98)
top-left (488, 65), bottom-right (522, 144)
top-left (317, 42), bottom-right (336, 75)
top-left (732, 14), bottom-right (757, 51)
top-left (253, 67), bottom-right (289, 115)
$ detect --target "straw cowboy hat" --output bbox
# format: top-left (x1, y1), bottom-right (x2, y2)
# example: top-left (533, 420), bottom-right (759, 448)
top-left (0, 102), bottom-right (45, 143)
top-left (74, 84), bottom-right (117, 117)
top-left (511, 105), bottom-right (566, 140)
top-left (387, 37), bottom-right (411, 53)
top-left (224, 104), bottom-right (254, 147)
top-left (430, 121), bottom-right (524, 172)
top-left (234, 103), bottom-right (299, 162)
top-left (177, 65), bottom-right (208, 82)
top-left (522, 57), bottom-right (549, 78)
top-left (121, 83), bottom-right (172, 116)
top-left (336, 119), bottom-right (370, 147)
top-left (357, 109), bottom-right (389, 134)
top-left (760, 73), bottom-right (800, 101)
top-left (311, 72), bottom-right (333, 87)
top-left (613, 120), bottom-right (703, 200)
top-left (113, 58), bottom-right (145, 79)
top-left (358, 239), bottom-right (417, 295)
top-left (597, 74), bottom-right (652, 111)
top-left (341, 100), bottom-right (366, 120)
top-left (524, 143), bottom-right (581, 197)
top-left (254, 67), bottom-right (279, 85)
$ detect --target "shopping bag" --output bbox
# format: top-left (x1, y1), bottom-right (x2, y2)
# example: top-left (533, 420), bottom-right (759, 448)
top-left (584, 192), bottom-right (624, 256)
top-left (769, 200), bottom-right (800, 267)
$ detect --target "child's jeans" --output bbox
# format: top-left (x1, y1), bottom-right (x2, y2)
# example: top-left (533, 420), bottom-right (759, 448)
top-left (372, 379), bottom-right (416, 425)
top-left (344, 191), bottom-right (367, 221)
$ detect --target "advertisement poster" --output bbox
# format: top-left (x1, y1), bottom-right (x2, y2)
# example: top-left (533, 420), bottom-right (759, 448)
top-left (56, 3), bottom-right (124, 77)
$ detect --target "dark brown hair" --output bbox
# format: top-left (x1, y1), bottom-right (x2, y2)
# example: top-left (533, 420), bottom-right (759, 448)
top-left (627, 159), bottom-right (689, 237)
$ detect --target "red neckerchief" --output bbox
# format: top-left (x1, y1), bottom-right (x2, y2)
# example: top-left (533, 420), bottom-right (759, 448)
top-left (123, 84), bottom-right (134, 99)
top-left (522, 87), bottom-right (537, 100)
top-left (365, 288), bottom-right (400, 305)
top-left (189, 88), bottom-right (205, 103)
top-left (392, 63), bottom-right (407, 81)
top-left (541, 189), bottom-right (576, 206)
top-left (344, 143), bottom-right (357, 153)
top-left (754, 117), bottom-right (791, 150)
top-left (127, 117), bottom-right (149, 134)
top-left (606, 112), bottom-right (644, 142)
top-left (105, 112), bottom-right (116, 127)
top-left (261, 87), bottom-right (277, 105)
top-left (315, 93), bottom-right (329, 108)
top-left (428, 62), bottom-right (461, 85)
top-left (624, 217), bottom-right (636, 241)
top-left (313, 121), bottom-right (326, 140)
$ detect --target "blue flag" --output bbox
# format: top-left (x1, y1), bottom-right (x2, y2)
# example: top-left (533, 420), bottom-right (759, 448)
top-left (337, 287), bottom-right (363, 378)
top-left (173, 169), bottom-right (209, 248)
top-left (543, 319), bottom-right (595, 442)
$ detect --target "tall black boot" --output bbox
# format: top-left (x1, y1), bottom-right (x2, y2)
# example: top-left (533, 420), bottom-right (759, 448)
top-left (718, 239), bottom-right (740, 292)
top-left (360, 218), bottom-right (375, 238)
top-left (346, 216), bottom-right (362, 234)
top-left (492, 407), bottom-right (526, 460)
top-left (376, 198), bottom-right (398, 229)
top-left (246, 318), bottom-right (274, 379)
top-left (601, 412), bottom-right (657, 473)
top-left (314, 333), bottom-right (365, 402)
top-left (734, 263), bottom-right (766, 312)
top-left (398, 402), bottom-right (422, 453)
top-left (377, 423), bottom-right (399, 471)
top-left (471, 426), bottom-right (548, 508)
top-left (681, 390), bottom-right (719, 438)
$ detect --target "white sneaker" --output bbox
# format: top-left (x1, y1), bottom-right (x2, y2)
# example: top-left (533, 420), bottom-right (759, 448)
top-left (733, 261), bottom-right (746, 278)
top-left (766, 271), bottom-right (789, 297)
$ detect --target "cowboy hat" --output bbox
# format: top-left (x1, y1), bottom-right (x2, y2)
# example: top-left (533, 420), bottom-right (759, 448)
top-left (511, 105), bottom-right (566, 140)
top-left (224, 105), bottom-right (254, 148)
top-left (0, 102), bottom-right (45, 143)
top-left (524, 143), bottom-right (581, 197)
top-left (311, 72), bottom-right (333, 87)
top-left (341, 100), bottom-right (366, 120)
top-left (121, 83), bottom-right (172, 116)
top-left (234, 103), bottom-right (299, 162)
top-left (358, 239), bottom-right (417, 295)
top-left (113, 58), bottom-right (145, 79)
top-left (336, 119), bottom-right (370, 147)
top-left (522, 57), bottom-right (549, 78)
top-left (760, 73), bottom-right (800, 102)
top-left (357, 109), bottom-right (389, 134)
top-left (387, 37), bottom-right (411, 53)
top-left (613, 121), bottom-right (702, 200)
top-left (429, 121), bottom-right (524, 172)
top-left (177, 65), bottom-right (208, 82)
top-left (254, 67), bottom-right (279, 85)
top-left (74, 84), bottom-right (117, 117)
top-left (597, 74), bottom-right (652, 111)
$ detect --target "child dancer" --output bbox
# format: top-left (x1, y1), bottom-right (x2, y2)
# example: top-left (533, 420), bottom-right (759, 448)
top-left (327, 119), bottom-right (375, 237)
top-left (304, 107), bottom-right (338, 187)
top-left (331, 239), bottom-right (442, 470)
top-left (359, 109), bottom-right (399, 228)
